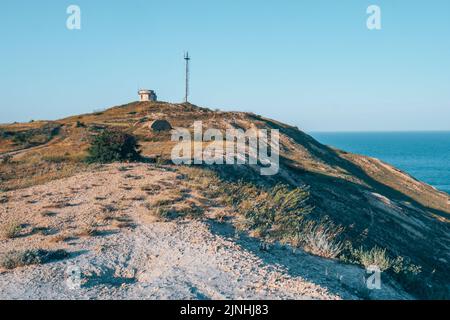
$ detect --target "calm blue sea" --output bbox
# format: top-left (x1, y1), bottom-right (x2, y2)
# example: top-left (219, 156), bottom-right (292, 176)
top-left (310, 132), bottom-right (450, 194)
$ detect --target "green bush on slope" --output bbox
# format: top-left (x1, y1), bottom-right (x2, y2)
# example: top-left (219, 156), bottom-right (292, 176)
top-left (86, 130), bottom-right (141, 164)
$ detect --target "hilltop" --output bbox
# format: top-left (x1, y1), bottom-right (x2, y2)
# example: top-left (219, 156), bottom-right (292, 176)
top-left (0, 101), bottom-right (449, 299)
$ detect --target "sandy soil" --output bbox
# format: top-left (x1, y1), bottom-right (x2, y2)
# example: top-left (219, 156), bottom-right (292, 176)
top-left (0, 164), bottom-right (410, 300)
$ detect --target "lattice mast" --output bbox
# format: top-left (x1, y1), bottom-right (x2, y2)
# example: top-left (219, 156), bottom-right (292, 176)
top-left (184, 52), bottom-right (191, 103)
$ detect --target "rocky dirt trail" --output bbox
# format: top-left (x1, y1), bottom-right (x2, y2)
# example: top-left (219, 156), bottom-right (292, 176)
top-left (0, 164), bottom-right (410, 300)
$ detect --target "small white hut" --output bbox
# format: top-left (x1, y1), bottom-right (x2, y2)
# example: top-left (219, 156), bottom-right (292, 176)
top-left (138, 89), bottom-right (157, 102)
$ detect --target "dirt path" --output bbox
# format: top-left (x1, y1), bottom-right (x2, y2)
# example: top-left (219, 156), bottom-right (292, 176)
top-left (0, 164), bottom-right (410, 300)
top-left (0, 221), bottom-right (342, 300)
top-left (0, 135), bottom-right (65, 158)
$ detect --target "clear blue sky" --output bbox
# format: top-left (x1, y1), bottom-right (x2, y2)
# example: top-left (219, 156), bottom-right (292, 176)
top-left (1, 0), bottom-right (449, 131)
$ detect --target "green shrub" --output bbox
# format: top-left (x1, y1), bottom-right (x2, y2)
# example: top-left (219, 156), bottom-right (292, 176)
top-left (86, 130), bottom-right (141, 163)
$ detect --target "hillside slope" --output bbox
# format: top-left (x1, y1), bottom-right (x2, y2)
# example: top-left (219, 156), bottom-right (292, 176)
top-left (0, 101), bottom-right (449, 299)
top-left (0, 163), bottom-right (409, 300)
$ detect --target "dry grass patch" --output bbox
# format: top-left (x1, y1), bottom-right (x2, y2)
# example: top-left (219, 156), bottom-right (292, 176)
top-left (0, 160), bottom-right (88, 192)
top-left (300, 221), bottom-right (345, 259)
top-left (153, 188), bottom-right (185, 207)
top-left (128, 195), bottom-right (147, 202)
top-left (117, 166), bottom-right (131, 172)
top-left (148, 200), bottom-right (205, 222)
top-left (41, 210), bottom-right (58, 217)
top-left (101, 204), bottom-right (118, 213)
top-left (0, 249), bottom-right (69, 270)
top-left (32, 226), bottom-right (57, 236)
top-left (98, 212), bottom-right (116, 223)
top-left (348, 246), bottom-right (393, 271)
top-left (153, 197), bottom-right (177, 207)
top-left (43, 200), bottom-right (78, 209)
top-left (181, 167), bottom-right (347, 260)
top-left (149, 206), bottom-right (173, 221)
top-left (0, 195), bottom-right (8, 203)
top-left (211, 210), bottom-right (229, 223)
top-left (143, 202), bottom-right (153, 210)
top-left (140, 184), bottom-right (162, 195)
top-left (112, 218), bottom-right (135, 229)
top-left (1, 220), bottom-right (23, 239)
top-left (49, 234), bottom-right (77, 243)
top-left (77, 223), bottom-right (100, 237)
top-left (175, 201), bottom-right (205, 219)
top-left (124, 174), bottom-right (142, 180)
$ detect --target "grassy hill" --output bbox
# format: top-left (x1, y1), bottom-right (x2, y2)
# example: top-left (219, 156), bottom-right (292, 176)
top-left (0, 101), bottom-right (449, 299)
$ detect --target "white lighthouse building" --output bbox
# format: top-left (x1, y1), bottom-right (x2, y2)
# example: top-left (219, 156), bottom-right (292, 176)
top-left (138, 89), bottom-right (157, 102)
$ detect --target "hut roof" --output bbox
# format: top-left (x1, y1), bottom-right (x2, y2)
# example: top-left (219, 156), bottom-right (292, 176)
top-left (149, 119), bottom-right (172, 132)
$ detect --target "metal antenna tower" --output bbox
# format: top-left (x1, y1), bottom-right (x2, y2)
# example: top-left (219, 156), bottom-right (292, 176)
top-left (184, 52), bottom-right (190, 103)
